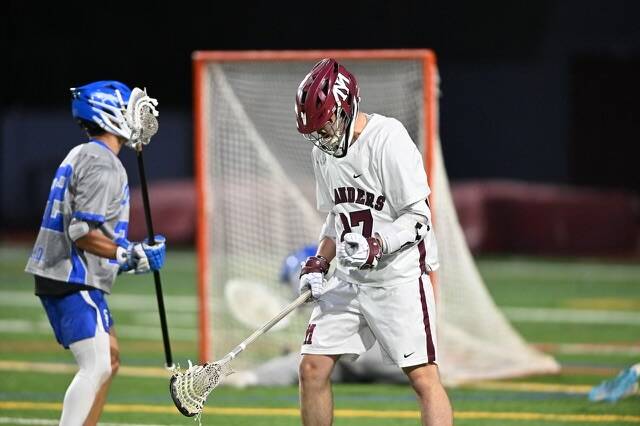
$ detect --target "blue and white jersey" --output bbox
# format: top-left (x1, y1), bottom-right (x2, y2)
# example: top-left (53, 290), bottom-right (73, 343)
top-left (25, 140), bottom-right (129, 294)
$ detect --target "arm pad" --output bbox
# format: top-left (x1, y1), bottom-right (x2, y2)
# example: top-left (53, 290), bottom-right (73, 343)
top-left (68, 218), bottom-right (91, 242)
top-left (375, 200), bottom-right (431, 255)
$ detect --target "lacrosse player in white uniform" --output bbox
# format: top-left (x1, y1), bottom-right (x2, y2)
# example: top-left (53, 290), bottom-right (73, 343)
top-left (25, 81), bottom-right (166, 426)
top-left (295, 59), bottom-right (453, 426)
top-left (225, 244), bottom-right (409, 388)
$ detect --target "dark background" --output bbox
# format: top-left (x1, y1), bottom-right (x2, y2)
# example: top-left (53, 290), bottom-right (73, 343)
top-left (2, 0), bottom-right (640, 234)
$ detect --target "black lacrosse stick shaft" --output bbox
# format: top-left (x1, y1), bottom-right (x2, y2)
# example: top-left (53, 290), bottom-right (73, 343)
top-left (136, 149), bottom-right (174, 368)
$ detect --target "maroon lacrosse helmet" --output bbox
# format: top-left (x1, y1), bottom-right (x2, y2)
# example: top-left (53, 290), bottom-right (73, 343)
top-left (295, 58), bottom-right (360, 158)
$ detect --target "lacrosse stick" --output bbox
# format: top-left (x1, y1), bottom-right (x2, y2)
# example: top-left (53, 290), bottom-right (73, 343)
top-left (170, 289), bottom-right (312, 417)
top-left (126, 88), bottom-right (174, 370)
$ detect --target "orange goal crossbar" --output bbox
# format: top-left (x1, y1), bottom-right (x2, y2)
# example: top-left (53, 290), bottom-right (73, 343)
top-left (193, 49), bottom-right (439, 363)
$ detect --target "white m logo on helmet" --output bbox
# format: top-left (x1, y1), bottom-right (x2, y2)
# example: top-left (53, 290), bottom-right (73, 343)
top-left (333, 73), bottom-right (350, 103)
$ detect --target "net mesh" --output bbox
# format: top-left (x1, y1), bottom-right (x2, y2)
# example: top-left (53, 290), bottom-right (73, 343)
top-left (198, 54), bottom-right (560, 384)
top-left (139, 106), bottom-right (158, 143)
top-left (170, 360), bottom-right (233, 417)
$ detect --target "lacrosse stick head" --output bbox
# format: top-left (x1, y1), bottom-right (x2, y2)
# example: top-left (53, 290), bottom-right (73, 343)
top-left (125, 87), bottom-right (159, 150)
top-left (170, 359), bottom-right (233, 417)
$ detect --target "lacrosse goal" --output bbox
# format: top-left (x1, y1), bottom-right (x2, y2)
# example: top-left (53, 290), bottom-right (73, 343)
top-left (193, 49), bottom-right (559, 385)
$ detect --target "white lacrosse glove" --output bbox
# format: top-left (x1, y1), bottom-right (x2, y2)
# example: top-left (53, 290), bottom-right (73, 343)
top-left (336, 233), bottom-right (383, 269)
top-left (124, 87), bottom-right (159, 150)
top-left (116, 235), bottom-right (166, 274)
top-left (299, 255), bottom-right (330, 300)
top-left (116, 242), bottom-right (149, 274)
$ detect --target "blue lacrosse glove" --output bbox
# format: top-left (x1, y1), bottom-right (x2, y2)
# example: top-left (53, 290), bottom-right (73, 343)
top-left (142, 234), bottom-right (166, 272)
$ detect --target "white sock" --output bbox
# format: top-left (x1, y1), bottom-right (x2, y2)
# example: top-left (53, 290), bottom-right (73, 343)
top-left (59, 330), bottom-right (111, 426)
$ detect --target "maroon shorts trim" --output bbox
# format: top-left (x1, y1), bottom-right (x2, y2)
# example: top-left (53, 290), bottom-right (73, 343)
top-left (418, 276), bottom-right (436, 363)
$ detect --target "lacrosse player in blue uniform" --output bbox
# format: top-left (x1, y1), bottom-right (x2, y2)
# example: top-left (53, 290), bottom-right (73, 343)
top-left (25, 81), bottom-right (166, 426)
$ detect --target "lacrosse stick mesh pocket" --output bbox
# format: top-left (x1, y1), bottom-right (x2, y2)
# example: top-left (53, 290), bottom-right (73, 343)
top-left (170, 360), bottom-right (233, 417)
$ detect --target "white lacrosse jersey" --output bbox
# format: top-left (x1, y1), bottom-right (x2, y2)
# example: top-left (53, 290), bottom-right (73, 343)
top-left (312, 113), bottom-right (439, 287)
top-left (25, 140), bottom-right (130, 294)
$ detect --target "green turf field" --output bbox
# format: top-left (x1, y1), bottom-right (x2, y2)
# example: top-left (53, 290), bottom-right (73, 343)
top-left (1, 244), bottom-right (638, 425)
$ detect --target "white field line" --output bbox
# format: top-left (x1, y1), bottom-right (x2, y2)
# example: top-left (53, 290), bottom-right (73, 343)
top-left (0, 417), bottom-right (178, 426)
top-left (0, 291), bottom-right (197, 313)
top-left (477, 259), bottom-right (640, 282)
top-left (0, 419), bottom-right (58, 426)
top-left (1, 316), bottom-right (638, 357)
top-left (0, 291), bottom-right (640, 332)
top-left (535, 342), bottom-right (640, 356)
top-left (0, 289), bottom-right (199, 340)
top-left (0, 319), bottom-right (196, 341)
top-left (0, 291), bottom-right (640, 325)
top-left (502, 307), bottom-right (640, 326)
top-left (0, 360), bottom-right (171, 378)
top-left (3, 290), bottom-right (640, 326)
top-left (129, 312), bottom-right (195, 327)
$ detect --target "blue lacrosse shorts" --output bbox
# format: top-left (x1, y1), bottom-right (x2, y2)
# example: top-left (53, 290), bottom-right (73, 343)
top-left (39, 289), bottom-right (113, 348)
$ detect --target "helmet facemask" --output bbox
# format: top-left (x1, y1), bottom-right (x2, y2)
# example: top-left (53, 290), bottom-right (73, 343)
top-left (86, 89), bottom-right (132, 140)
top-left (303, 96), bottom-right (359, 158)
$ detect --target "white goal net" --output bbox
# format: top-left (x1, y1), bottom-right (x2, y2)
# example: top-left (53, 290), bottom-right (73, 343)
top-left (194, 50), bottom-right (559, 385)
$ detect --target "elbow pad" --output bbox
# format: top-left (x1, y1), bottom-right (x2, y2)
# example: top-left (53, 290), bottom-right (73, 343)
top-left (68, 218), bottom-right (91, 242)
top-left (375, 215), bottom-right (430, 255)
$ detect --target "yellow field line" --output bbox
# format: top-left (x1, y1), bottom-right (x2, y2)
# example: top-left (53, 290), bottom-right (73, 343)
top-left (0, 360), bottom-right (171, 378)
top-left (0, 360), bottom-right (594, 394)
top-left (1, 402), bottom-right (639, 423)
top-left (455, 412), bottom-right (640, 423)
top-left (462, 380), bottom-right (592, 394)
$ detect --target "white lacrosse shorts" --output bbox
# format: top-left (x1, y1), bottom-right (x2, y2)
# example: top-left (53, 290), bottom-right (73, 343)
top-left (300, 274), bottom-right (438, 368)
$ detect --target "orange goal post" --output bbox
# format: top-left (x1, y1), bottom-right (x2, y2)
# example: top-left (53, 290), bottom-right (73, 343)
top-left (192, 49), bottom-right (559, 385)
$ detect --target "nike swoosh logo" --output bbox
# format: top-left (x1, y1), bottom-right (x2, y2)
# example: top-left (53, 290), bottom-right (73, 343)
top-left (353, 173), bottom-right (362, 178)
top-left (403, 352), bottom-right (415, 358)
